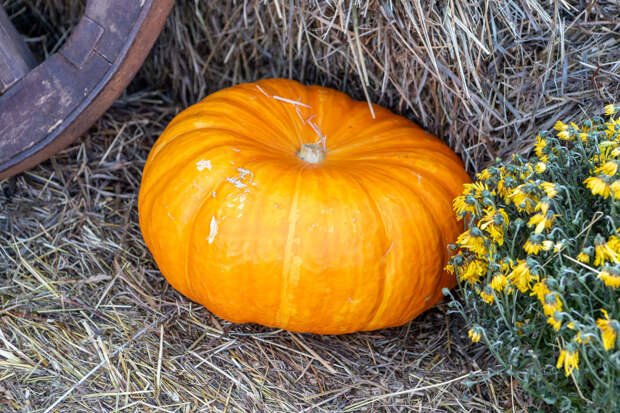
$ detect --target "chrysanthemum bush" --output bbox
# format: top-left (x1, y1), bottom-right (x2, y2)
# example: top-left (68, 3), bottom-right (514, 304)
top-left (445, 105), bottom-right (619, 412)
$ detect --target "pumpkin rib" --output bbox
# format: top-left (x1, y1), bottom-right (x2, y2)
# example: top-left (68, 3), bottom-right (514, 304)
top-left (352, 164), bottom-right (448, 324)
top-left (182, 175), bottom-right (233, 305)
top-left (341, 157), bottom-right (461, 224)
top-left (185, 156), bottom-right (300, 326)
top-left (346, 151), bottom-right (469, 187)
top-left (198, 95), bottom-right (304, 149)
top-left (155, 114), bottom-right (295, 156)
top-left (326, 122), bottom-right (428, 153)
top-left (366, 161), bottom-right (455, 257)
top-left (343, 168), bottom-right (392, 330)
top-left (277, 167), bottom-right (304, 329)
top-left (361, 158), bottom-right (464, 208)
top-left (140, 142), bottom-right (275, 300)
top-left (329, 137), bottom-right (459, 161)
top-left (372, 163), bottom-right (457, 304)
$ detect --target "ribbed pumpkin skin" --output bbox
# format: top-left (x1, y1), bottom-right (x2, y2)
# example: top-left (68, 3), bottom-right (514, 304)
top-left (139, 79), bottom-right (470, 334)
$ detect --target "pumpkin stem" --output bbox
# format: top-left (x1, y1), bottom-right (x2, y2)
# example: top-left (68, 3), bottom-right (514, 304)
top-left (297, 143), bottom-right (325, 164)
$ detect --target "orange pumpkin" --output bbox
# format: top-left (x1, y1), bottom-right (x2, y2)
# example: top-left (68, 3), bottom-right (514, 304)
top-left (139, 79), bottom-right (470, 334)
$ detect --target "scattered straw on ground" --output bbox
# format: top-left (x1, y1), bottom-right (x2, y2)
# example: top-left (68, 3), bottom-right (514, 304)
top-left (3, 0), bottom-right (619, 411)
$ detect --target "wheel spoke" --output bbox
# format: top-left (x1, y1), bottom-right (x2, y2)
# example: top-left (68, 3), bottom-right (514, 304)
top-left (0, 5), bottom-right (37, 93)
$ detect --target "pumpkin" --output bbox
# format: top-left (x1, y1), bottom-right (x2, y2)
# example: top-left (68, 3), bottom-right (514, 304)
top-left (138, 79), bottom-right (470, 334)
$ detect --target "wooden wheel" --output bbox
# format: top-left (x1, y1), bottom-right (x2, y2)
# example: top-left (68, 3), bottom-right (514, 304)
top-left (0, 0), bottom-right (175, 179)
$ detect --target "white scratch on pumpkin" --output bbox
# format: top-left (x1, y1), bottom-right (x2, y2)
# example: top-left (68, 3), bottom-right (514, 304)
top-left (212, 191), bottom-right (216, 198)
top-left (226, 168), bottom-right (254, 189)
top-left (196, 159), bottom-right (212, 171)
top-left (167, 212), bottom-right (174, 220)
top-left (208, 217), bottom-right (218, 244)
top-left (417, 173), bottom-right (421, 184)
top-left (382, 242), bottom-right (394, 259)
top-left (226, 177), bottom-right (247, 189)
top-left (238, 194), bottom-right (247, 210)
top-left (237, 168), bottom-right (252, 179)
top-left (232, 148), bottom-right (240, 152)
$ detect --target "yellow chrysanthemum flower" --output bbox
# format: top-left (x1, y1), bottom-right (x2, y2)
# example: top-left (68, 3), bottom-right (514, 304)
top-left (542, 293), bottom-right (563, 319)
top-left (528, 210), bottom-right (556, 234)
top-left (530, 280), bottom-right (551, 303)
top-left (606, 122), bottom-right (620, 138)
top-left (611, 180), bottom-right (620, 199)
top-left (597, 269), bottom-right (620, 289)
top-left (584, 176), bottom-right (611, 198)
top-left (594, 238), bottom-right (619, 266)
top-left (460, 259), bottom-right (488, 285)
top-left (523, 238), bottom-right (553, 255)
top-left (509, 184), bottom-right (539, 213)
top-left (508, 260), bottom-right (537, 293)
top-left (608, 235), bottom-right (620, 253)
top-left (596, 310), bottom-right (617, 351)
top-left (535, 162), bottom-right (547, 173)
top-left (479, 207), bottom-right (509, 246)
top-left (557, 130), bottom-right (573, 140)
top-left (540, 182), bottom-right (559, 198)
top-left (534, 135), bottom-right (548, 162)
top-left (476, 168), bottom-right (492, 181)
top-left (462, 182), bottom-right (490, 198)
top-left (456, 229), bottom-right (488, 257)
top-left (547, 314), bottom-right (562, 331)
top-left (468, 328), bottom-right (481, 343)
top-left (490, 274), bottom-right (508, 291)
top-left (604, 104), bottom-right (618, 116)
top-left (595, 160), bottom-right (618, 177)
top-left (556, 348), bottom-right (579, 376)
top-left (576, 251), bottom-right (590, 263)
top-left (452, 195), bottom-right (476, 216)
top-left (479, 290), bottom-right (495, 304)
top-left (574, 331), bottom-right (591, 345)
top-left (553, 121), bottom-right (568, 131)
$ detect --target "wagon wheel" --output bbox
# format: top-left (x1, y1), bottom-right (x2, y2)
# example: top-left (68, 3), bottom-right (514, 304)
top-left (0, 0), bottom-right (175, 179)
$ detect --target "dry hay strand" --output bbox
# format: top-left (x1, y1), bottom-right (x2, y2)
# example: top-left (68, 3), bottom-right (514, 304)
top-left (2, 0), bottom-right (619, 411)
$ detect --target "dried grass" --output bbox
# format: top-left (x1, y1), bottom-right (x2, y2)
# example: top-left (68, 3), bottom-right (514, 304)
top-left (2, 0), bottom-right (619, 411)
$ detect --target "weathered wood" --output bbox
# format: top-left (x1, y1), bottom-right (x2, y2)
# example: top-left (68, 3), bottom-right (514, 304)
top-left (0, 5), bottom-right (37, 93)
top-left (0, 0), bottom-right (175, 179)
